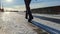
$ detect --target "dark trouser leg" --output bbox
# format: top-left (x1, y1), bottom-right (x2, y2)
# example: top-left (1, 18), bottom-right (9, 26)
top-left (24, 0), bottom-right (33, 22)
top-left (25, 11), bottom-right (28, 19)
top-left (25, 5), bottom-right (33, 22)
top-left (24, 0), bottom-right (31, 19)
top-left (27, 6), bottom-right (33, 22)
top-left (28, 14), bottom-right (33, 22)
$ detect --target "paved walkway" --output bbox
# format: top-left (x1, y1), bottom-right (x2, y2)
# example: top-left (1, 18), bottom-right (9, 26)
top-left (0, 12), bottom-right (38, 34)
top-left (33, 14), bottom-right (60, 30)
top-left (33, 15), bottom-right (60, 23)
top-left (1, 11), bottom-right (60, 34)
top-left (33, 14), bottom-right (60, 19)
top-left (32, 14), bottom-right (60, 34)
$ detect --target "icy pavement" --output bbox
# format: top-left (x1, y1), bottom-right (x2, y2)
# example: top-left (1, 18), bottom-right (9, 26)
top-left (33, 14), bottom-right (60, 19)
top-left (33, 14), bottom-right (60, 31)
top-left (0, 12), bottom-right (59, 34)
top-left (0, 12), bottom-right (38, 34)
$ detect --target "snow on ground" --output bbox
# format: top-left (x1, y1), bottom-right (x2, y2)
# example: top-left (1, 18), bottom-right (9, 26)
top-left (33, 14), bottom-right (60, 19)
top-left (0, 12), bottom-right (59, 34)
top-left (33, 16), bottom-right (60, 31)
top-left (0, 12), bottom-right (37, 34)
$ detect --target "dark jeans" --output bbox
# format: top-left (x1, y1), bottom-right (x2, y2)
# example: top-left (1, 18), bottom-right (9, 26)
top-left (24, 0), bottom-right (33, 21)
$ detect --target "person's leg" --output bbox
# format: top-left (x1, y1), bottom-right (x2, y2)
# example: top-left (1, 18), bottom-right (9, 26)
top-left (26, 4), bottom-right (33, 22)
top-left (25, 11), bottom-right (28, 19)
top-left (28, 0), bottom-right (33, 22)
top-left (24, 0), bottom-right (28, 19)
top-left (24, 0), bottom-right (33, 22)
top-left (27, 6), bottom-right (33, 22)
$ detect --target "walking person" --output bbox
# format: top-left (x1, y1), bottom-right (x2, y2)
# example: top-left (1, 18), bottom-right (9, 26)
top-left (24, 0), bottom-right (33, 22)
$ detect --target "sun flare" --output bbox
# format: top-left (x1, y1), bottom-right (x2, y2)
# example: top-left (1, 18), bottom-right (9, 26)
top-left (5, 0), bottom-right (13, 2)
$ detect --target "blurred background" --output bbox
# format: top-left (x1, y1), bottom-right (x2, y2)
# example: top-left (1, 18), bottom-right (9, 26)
top-left (0, 0), bottom-right (60, 14)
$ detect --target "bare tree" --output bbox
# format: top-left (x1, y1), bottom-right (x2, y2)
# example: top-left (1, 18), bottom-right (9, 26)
top-left (24, 0), bottom-right (33, 22)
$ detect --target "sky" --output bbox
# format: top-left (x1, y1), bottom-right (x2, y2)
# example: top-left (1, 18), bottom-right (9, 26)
top-left (1, 0), bottom-right (60, 11)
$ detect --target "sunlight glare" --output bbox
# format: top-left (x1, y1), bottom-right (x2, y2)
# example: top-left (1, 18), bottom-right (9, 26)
top-left (5, 0), bottom-right (13, 2)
